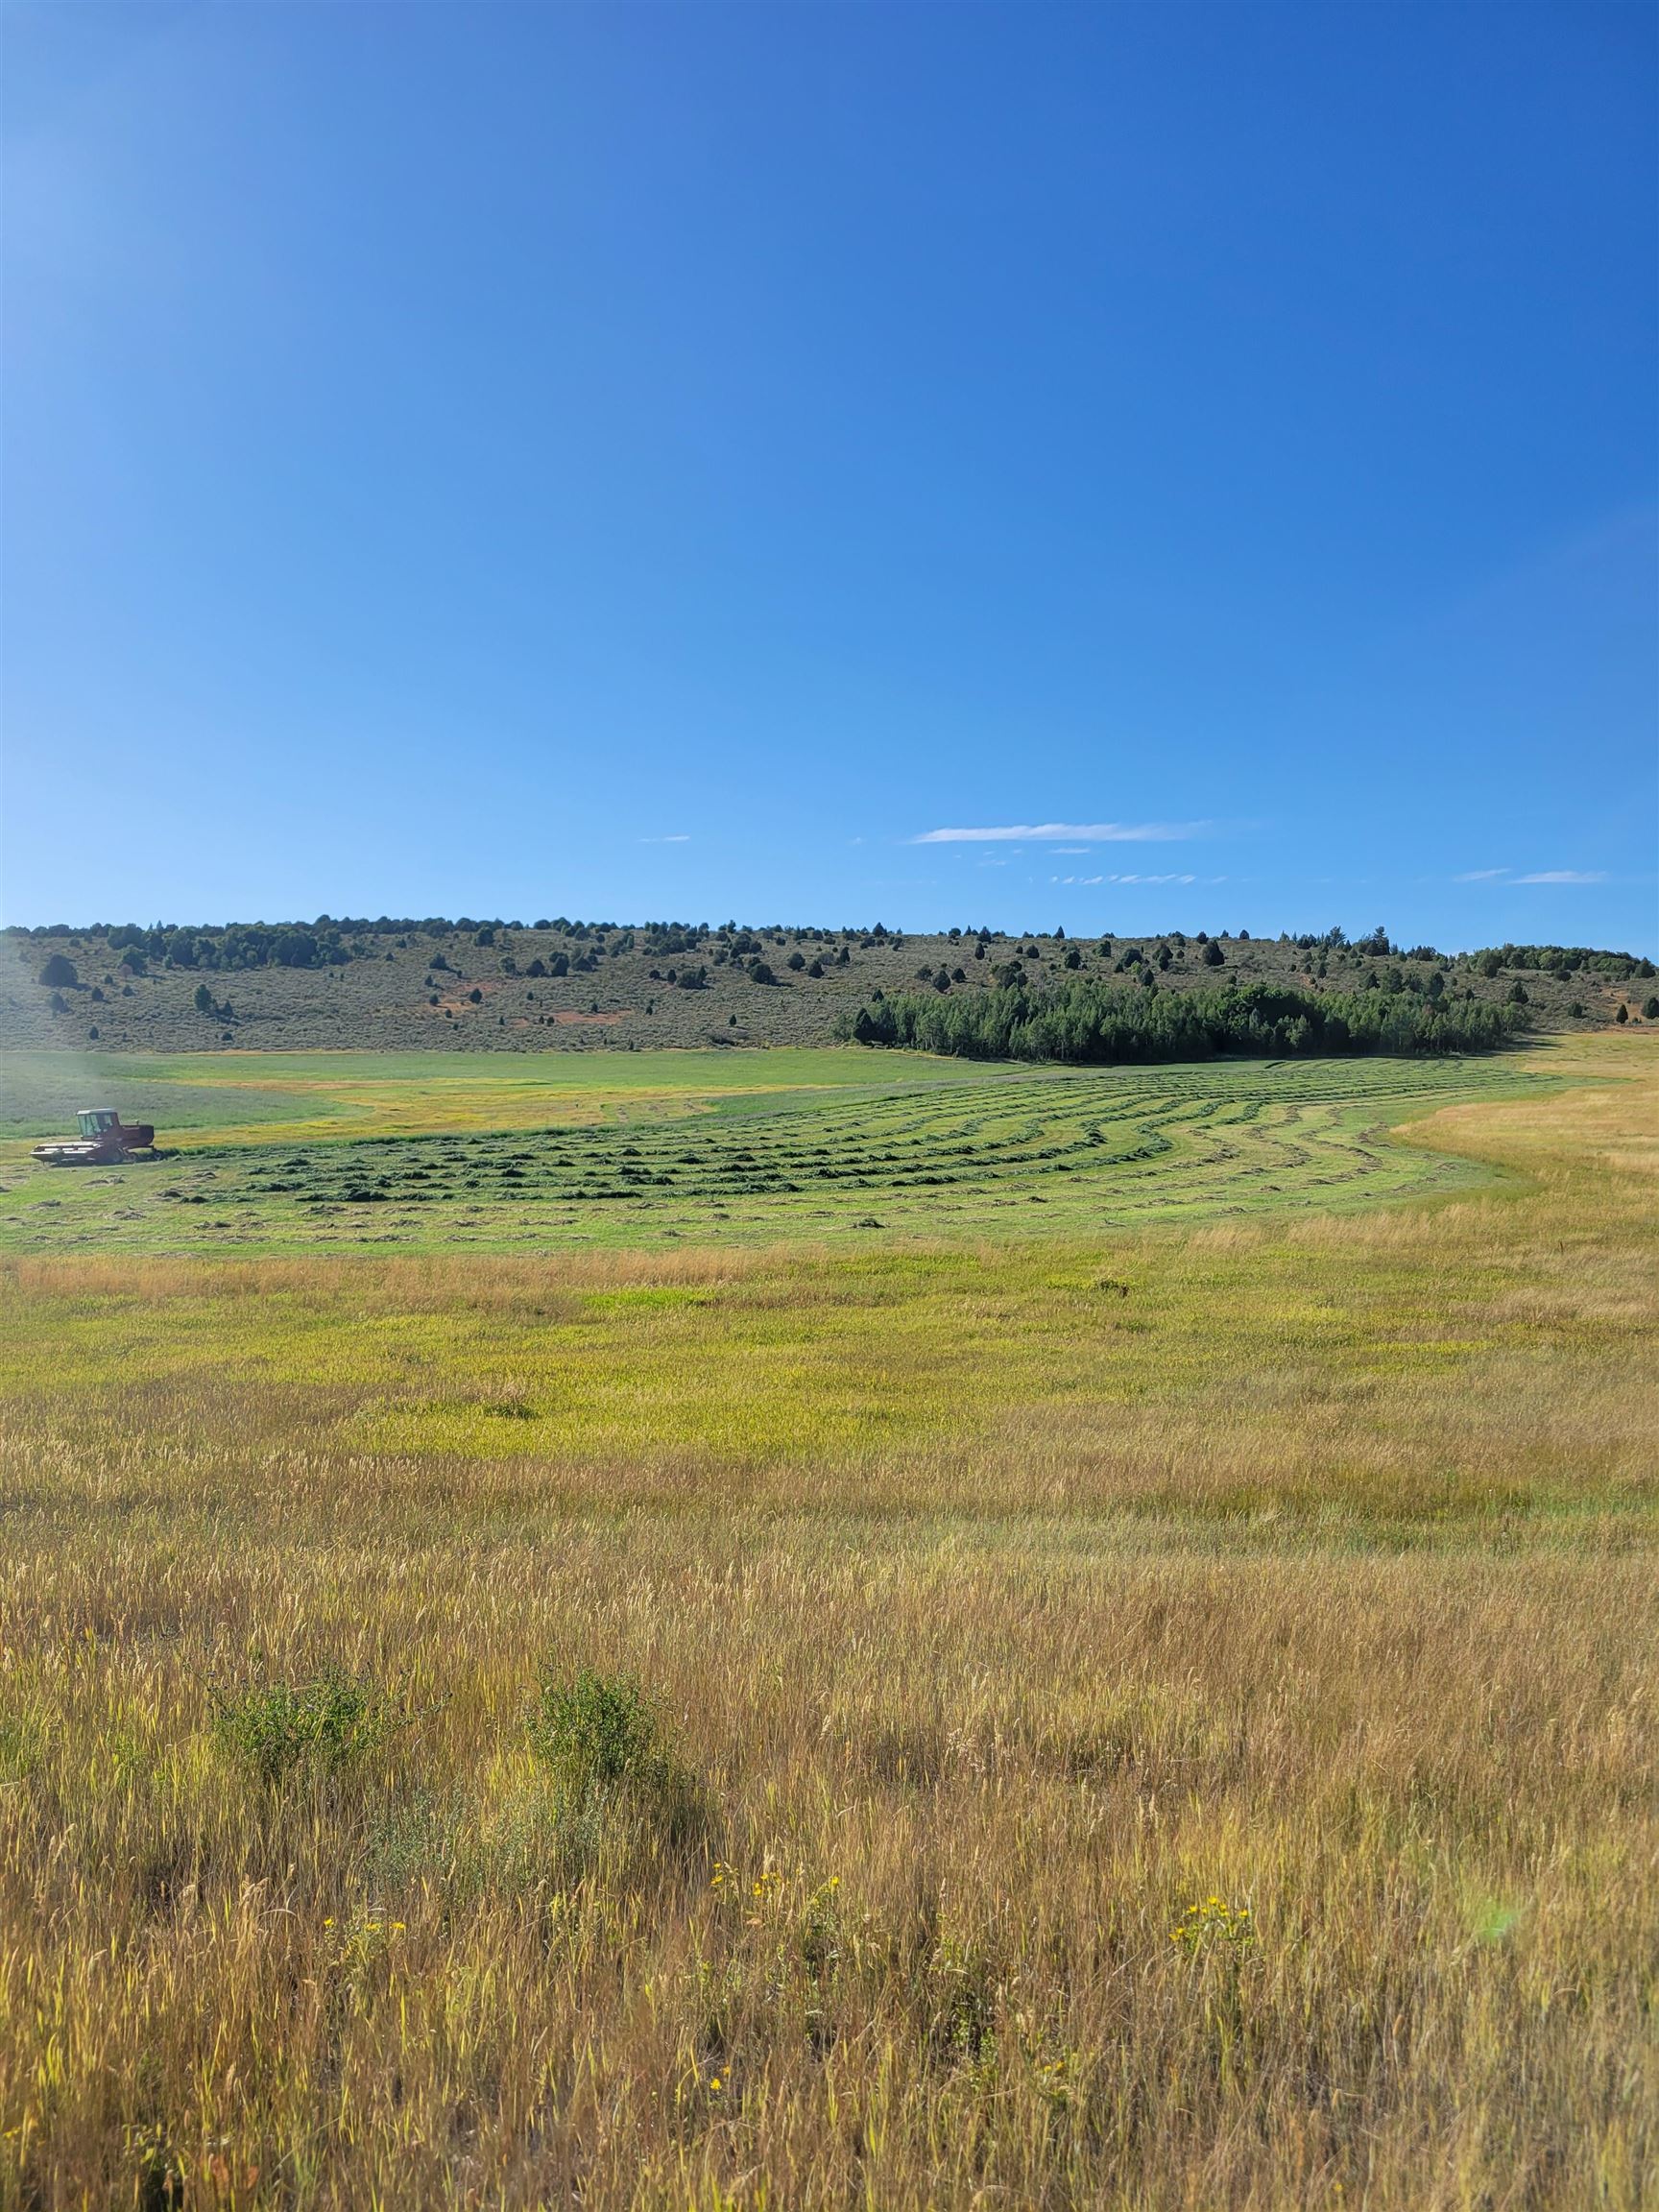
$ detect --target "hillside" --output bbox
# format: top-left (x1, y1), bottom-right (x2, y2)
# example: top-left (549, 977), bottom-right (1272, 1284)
top-left (2, 916), bottom-right (1652, 1057)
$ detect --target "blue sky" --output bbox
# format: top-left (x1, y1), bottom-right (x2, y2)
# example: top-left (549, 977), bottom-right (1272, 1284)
top-left (3, 2), bottom-right (1654, 950)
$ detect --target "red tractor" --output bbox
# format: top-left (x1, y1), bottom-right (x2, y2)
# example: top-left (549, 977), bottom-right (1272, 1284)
top-left (32, 1108), bottom-right (156, 1166)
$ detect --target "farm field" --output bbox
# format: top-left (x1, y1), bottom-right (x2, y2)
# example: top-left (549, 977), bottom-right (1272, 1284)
top-left (0, 1043), bottom-right (1565, 1255)
top-left (0, 1032), bottom-right (1653, 2206)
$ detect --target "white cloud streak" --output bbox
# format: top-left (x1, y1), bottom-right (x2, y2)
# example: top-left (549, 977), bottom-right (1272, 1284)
top-left (1051, 872), bottom-right (1196, 886)
top-left (639, 833), bottom-right (690, 844)
top-left (912, 821), bottom-right (1208, 846)
top-left (1455, 865), bottom-right (1610, 885)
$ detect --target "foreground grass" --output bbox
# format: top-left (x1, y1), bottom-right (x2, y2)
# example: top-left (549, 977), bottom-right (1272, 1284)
top-left (0, 1036), bottom-right (1652, 2207)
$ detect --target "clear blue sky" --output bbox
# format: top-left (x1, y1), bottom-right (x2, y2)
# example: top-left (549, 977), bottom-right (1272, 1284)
top-left (4, 2), bottom-right (1654, 950)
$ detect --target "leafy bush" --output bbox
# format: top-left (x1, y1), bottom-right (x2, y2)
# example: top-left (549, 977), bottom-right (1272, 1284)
top-left (210, 1669), bottom-right (387, 1786)
top-left (528, 1665), bottom-right (706, 1846)
top-left (530, 1668), bottom-right (659, 1791)
top-left (37, 953), bottom-right (77, 989)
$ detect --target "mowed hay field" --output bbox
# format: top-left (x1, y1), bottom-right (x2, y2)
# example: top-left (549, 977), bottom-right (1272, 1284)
top-left (0, 1046), bottom-right (1577, 1255)
top-left (0, 1035), bottom-right (1654, 2209)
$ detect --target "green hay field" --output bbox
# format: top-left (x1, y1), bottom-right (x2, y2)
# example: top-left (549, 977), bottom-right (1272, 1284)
top-left (0, 1044), bottom-right (1556, 1255)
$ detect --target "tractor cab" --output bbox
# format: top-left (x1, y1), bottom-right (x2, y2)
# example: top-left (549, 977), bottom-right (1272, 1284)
top-left (78, 1109), bottom-right (119, 1140)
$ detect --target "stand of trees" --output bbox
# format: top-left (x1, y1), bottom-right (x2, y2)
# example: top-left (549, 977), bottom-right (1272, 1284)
top-left (841, 978), bottom-right (1526, 1064)
top-left (1472, 943), bottom-right (1654, 982)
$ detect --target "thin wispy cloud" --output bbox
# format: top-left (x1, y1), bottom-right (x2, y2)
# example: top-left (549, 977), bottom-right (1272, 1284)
top-left (639, 833), bottom-right (690, 844)
top-left (1454, 865), bottom-right (1610, 885)
top-left (1051, 871), bottom-right (1196, 886)
top-left (912, 821), bottom-right (1209, 846)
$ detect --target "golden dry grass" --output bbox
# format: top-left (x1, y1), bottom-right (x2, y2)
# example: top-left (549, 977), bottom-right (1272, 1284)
top-left (0, 1033), bottom-right (1653, 2209)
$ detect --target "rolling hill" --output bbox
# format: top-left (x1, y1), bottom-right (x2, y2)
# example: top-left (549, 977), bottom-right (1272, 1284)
top-left (3, 917), bottom-right (1651, 1057)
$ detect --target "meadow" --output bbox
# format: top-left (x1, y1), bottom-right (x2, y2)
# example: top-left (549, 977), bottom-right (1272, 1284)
top-left (0, 1044), bottom-right (1561, 1255)
top-left (0, 1032), bottom-right (1653, 2207)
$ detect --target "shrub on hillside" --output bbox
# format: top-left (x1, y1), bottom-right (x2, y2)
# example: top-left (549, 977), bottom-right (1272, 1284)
top-left (37, 954), bottom-right (78, 989)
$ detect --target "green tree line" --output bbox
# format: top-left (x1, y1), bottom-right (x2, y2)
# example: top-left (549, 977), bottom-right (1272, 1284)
top-left (840, 978), bottom-right (1526, 1063)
